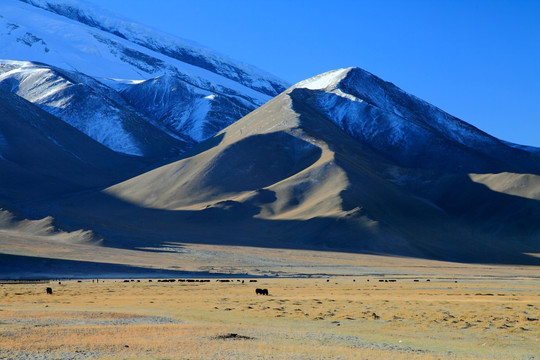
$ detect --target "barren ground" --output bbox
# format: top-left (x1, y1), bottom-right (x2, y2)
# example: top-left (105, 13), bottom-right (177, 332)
top-left (1, 272), bottom-right (538, 359)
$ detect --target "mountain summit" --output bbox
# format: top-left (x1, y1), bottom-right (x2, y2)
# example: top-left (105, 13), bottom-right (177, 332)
top-left (293, 67), bottom-right (539, 173)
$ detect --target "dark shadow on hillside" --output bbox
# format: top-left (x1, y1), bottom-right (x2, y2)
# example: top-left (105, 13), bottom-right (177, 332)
top-left (175, 133), bottom-right (225, 159)
top-left (5, 88), bottom-right (540, 268)
top-left (200, 132), bottom-right (322, 193)
top-left (0, 253), bottom-right (241, 280)
top-left (44, 185), bottom-right (540, 266)
top-left (423, 172), bottom-right (540, 240)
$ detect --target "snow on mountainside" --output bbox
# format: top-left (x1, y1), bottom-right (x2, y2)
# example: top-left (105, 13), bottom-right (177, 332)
top-left (115, 75), bottom-right (253, 142)
top-left (502, 141), bottom-right (540, 157)
top-left (19, 0), bottom-right (288, 97)
top-left (293, 67), bottom-right (540, 173)
top-left (0, 0), bottom-right (289, 152)
top-left (0, 60), bottom-right (187, 157)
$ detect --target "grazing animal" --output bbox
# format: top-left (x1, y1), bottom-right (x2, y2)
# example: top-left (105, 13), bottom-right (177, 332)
top-left (46, 287), bottom-right (53, 295)
top-left (255, 288), bottom-right (269, 296)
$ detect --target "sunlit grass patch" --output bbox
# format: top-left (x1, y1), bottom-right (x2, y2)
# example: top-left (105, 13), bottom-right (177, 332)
top-left (0, 276), bottom-right (538, 359)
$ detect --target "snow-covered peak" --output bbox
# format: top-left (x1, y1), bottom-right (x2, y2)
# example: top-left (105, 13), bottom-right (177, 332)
top-left (17, 0), bottom-right (289, 97)
top-left (293, 66), bottom-right (494, 147)
top-left (289, 67), bottom-right (535, 173)
top-left (295, 68), bottom-right (353, 91)
top-left (0, 0), bottom-right (291, 155)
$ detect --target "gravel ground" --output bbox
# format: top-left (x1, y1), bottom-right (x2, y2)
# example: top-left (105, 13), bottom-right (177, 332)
top-left (2, 314), bottom-right (182, 327)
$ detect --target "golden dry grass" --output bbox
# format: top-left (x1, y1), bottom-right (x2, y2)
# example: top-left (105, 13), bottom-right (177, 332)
top-left (1, 276), bottom-right (538, 359)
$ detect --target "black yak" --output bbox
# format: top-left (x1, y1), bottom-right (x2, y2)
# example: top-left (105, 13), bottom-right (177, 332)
top-left (255, 288), bottom-right (269, 295)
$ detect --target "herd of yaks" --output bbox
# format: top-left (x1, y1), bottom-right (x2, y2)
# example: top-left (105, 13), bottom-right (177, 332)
top-left (44, 278), bottom-right (443, 296)
top-left (119, 279), bottom-right (259, 283)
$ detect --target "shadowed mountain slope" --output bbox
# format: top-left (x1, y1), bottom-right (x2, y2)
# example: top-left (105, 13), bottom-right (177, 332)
top-left (0, 89), bottom-right (147, 202)
top-left (47, 68), bottom-right (540, 264)
top-left (0, 60), bottom-right (188, 158)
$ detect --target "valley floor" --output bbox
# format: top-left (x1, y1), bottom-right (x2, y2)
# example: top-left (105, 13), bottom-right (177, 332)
top-left (0, 275), bottom-right (538, 359)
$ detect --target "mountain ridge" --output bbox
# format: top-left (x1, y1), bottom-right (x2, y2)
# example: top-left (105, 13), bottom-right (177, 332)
top-left (292, 67), bottom-right (540, 173)
top-left (0, 0), bottom-right (289, 156)
top-left (17, 0), bottom-right (289, 97)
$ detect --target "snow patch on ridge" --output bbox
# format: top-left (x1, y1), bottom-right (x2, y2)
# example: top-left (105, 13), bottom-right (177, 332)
top-left (295, 68), bottom-right (352, 91)
top-left (296, 67), bottom-right (504, 153)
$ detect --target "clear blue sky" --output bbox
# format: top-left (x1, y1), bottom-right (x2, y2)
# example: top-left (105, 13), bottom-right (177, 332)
top-left (89, 0), bottom-right (539, 147)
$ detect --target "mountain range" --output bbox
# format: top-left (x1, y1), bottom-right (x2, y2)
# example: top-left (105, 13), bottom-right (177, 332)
top-left (1, 0), bottom-right (539, 275)
top-left (0, 0), bottom-right (287, 157)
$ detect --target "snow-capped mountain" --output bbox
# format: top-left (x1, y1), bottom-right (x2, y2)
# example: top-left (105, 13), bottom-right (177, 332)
top-left (88, 67), bottom-right (540, 264)
top-left (0, 0), bottom-right (288, 155)
top-left (116, 74), bottom-right (253, 142)
top-left (0, 60), bottom-right (187, 157)
top-left (0, 0), bottom-right (538, 266)
top-left (292, 67), bottom-right (540, 173)
top-left (18, 0), bottom-right (287, 97)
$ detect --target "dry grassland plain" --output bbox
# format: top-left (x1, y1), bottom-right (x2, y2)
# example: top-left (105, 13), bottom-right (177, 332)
top-left (1, 274), bottom-right (538, 359)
